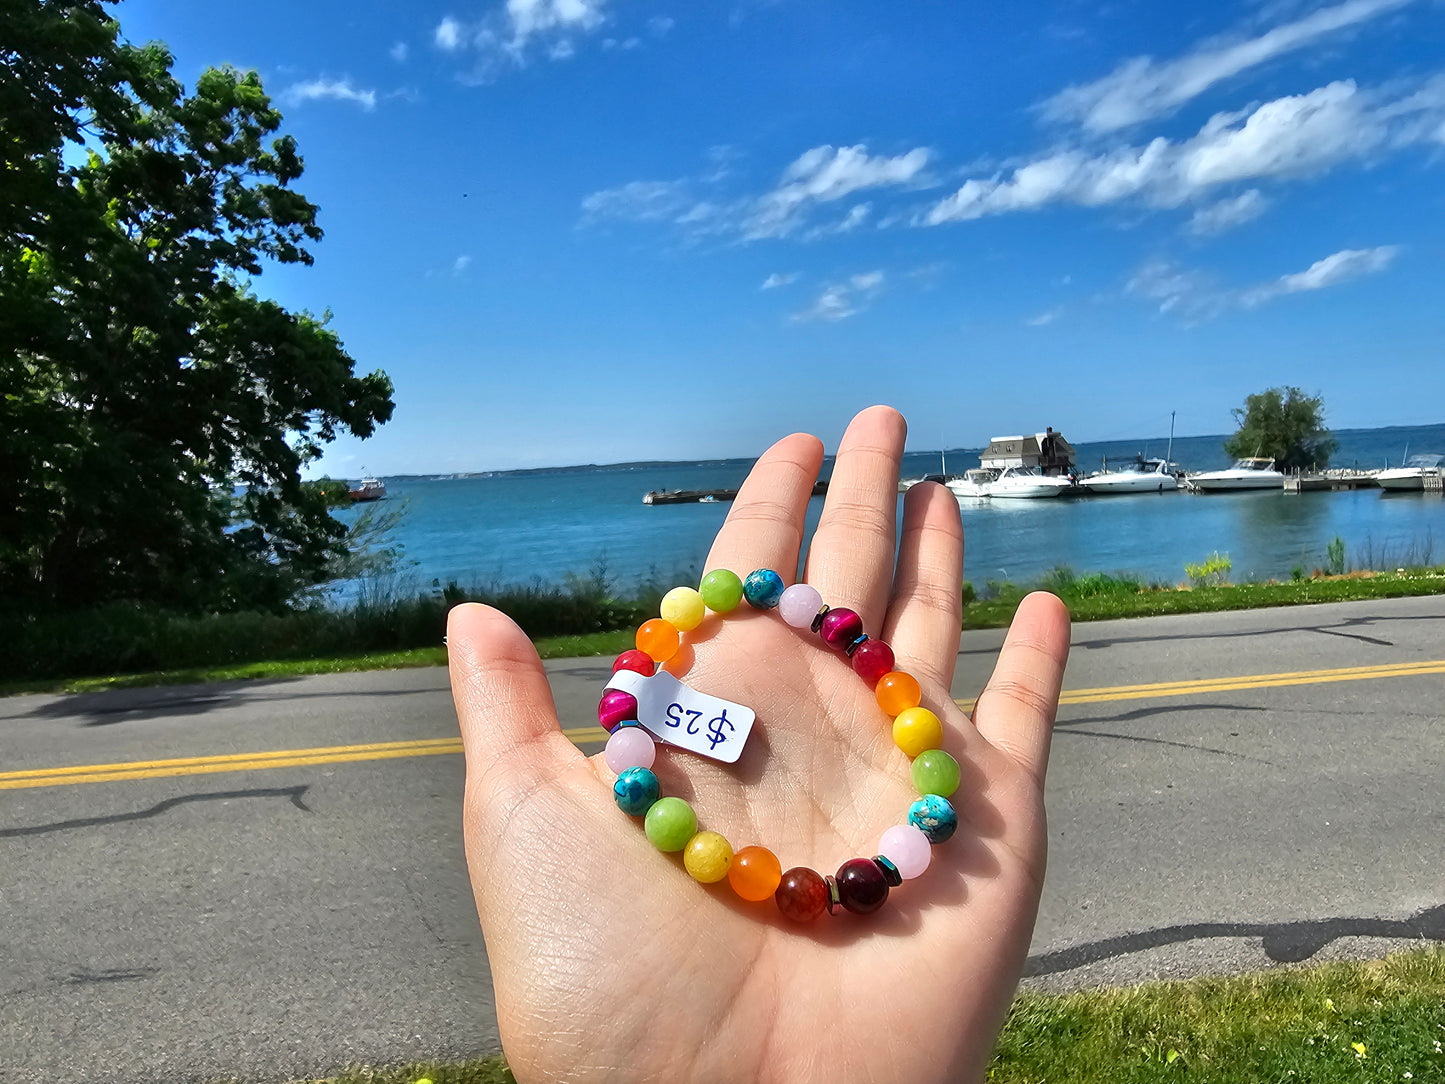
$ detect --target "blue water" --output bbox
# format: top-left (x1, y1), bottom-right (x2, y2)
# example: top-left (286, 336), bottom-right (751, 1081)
top-left (336, 425), bottom-right (1445, 595)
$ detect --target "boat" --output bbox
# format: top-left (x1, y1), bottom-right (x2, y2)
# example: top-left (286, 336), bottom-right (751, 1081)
top-left (946, 468), bottom-right (996, 500)
top-left (1080, 455), bottom-right (1179, 494)
top-left (987, 465), bottom-right (1072, 499)
top-left (348, 476), bottom-right (386, 501)
top-left (1188, 457), bottom-right (1284, 492)
top-left (1376, 453), bottom-right (1445, 491)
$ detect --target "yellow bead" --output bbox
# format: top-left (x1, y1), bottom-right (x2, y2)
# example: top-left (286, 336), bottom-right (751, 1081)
top-left (659, 586), bottom-right (706, 632)
top-left (636, 618), bottom-right (680, 662)
top-left (683, 830), bottom-right (734, 884)
top-left (893, 706), bottom-right (943, 758)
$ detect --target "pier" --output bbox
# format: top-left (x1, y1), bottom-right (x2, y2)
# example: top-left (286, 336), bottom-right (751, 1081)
top-left (1282, 469), bottom-right (1380, 492)
top-left (644, 480), bottom-right (830, 505)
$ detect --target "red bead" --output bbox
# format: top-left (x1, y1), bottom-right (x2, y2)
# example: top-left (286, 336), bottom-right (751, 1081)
top-left (835, 857), bottom-right (890, 915)
top-left (851, 639), bottom-right (895, 686)
top-left (775, 866), bottom-right (829, 922)
top-left (818, 607), bottom-right (864, 650)
top-left (612, 650), bottom-right (656, 677)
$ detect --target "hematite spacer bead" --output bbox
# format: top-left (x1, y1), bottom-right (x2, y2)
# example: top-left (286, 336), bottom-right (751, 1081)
top-left (810, 605), bottom-right (831, 633)
top-left (824, 874), bottom-right (842, 915)
top-left (872, 855), bottom-right (903, 887)
top-left (844, 634), bottom-right (868, 658)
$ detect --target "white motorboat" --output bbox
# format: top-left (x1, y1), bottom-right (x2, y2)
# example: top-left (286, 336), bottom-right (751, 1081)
top-left (946, 468), bottom-right (996, 500)
top-left (987, 465), bottom-right (1072, 499)
top-left (1080, 456), bottom-right (1179, 495)
top-left (1377, 453), bottom-right (1444, 491)
top-left (1188, 457), bottom-right (1284, 492)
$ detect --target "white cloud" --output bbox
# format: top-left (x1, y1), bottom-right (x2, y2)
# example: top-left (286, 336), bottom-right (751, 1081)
top-left (648, 15), bottom-right (675, 36)
top-left (1026, 307), bottom-right (1064, 326)
top-left (791, 271), bottom-right (885, 322)
top-left (435, 0), bottom-right (609, 74)
top-left (749, 145), bottom-right (930, 239)
top-left (390, 42), bottom-right (409, 62)
top-left (761, 272), bottom-right (800, 289)
top-left (1240, 244), bottom-right (1399, 305)
top-left (453, 255), bottom-right (473, 274)
top-left (580, 179), bottom-right (694, 223)
top-left (802, 202), bottom-right (872, 239)
top-left (1042, 0), bottom-right (1417, 133)
top-left (278, 78), bottom-right (377, 110)
top-left (435, 16), bottom-right (465, 50)
top-left (1187, 189), bottom-right (1268, 234)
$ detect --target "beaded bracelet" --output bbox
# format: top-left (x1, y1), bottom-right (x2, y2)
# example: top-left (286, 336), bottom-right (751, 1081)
top-left (596, 567), bottom-right (960, 922)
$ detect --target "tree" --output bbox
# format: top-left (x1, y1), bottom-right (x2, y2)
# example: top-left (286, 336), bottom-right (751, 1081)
top-left (1, 0), bottom-right (394, 613)
top-left (1223, 386), bottom-right (1337, 471)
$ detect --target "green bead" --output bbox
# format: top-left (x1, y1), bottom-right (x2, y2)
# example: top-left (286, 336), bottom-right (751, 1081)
top-left (911, 749), bottom-right (961, 798)
top-left (699, 569), bottom-right (744, 613)
top-left (644, 796), bottom-right (697, 852)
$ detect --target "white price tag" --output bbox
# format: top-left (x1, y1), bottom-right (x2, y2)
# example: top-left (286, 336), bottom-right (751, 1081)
top-left (604, 669), bottom-right (755, 764)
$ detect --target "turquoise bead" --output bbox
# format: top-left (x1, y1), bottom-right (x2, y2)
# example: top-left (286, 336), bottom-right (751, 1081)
top-left (743, 568), bottom-right (786, 610)
top-left (614, 767), bottom-right (660, 816)
top-left (908, 794), bottom-right (958, 844)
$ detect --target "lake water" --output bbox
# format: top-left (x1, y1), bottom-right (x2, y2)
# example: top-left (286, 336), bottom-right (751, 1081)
top-left (336, 425), bottom-right (1445, 595)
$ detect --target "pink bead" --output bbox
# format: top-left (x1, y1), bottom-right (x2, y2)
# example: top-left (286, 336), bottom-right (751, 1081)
top-left (819, 607), bottom-right (863, 649)
top-left (604, 726), bottom-right (656, 773)
top-left (598, 689), bottom-right (638, 731)
top-left (879, 824), bottom-right (933, 880)
top-left (778, 583), bottom-right (824, 629)
top-left (852, 639), bottom-right (895, 686)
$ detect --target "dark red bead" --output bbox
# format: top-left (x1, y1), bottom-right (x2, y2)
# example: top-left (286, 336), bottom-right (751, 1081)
top-left (775, 867), bottom-right (829, 922)
top-left (851, 638), bottom-right (895, 686)
top-left (612, 650), bottom-right (656, 677)
top-left (835, 857), bottom-right (890, 914)
top-left (819, 607), bottom-right (864, 650)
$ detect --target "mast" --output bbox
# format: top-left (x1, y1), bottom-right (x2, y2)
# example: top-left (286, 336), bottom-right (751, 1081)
top-left (1166, 412), bottom-right (1175, 474)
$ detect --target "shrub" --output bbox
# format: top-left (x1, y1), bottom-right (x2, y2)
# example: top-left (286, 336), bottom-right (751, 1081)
top-left (1185, 551), bottom-right (1232, 588)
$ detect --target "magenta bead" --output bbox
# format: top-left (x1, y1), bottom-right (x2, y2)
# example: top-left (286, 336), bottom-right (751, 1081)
top-left (819, 607), bottom-right (864, 649)
top-left (879, 824), bottom-right (933, 880)
top-left (851, 638), bottom-right (895, 685)
top-left (597, 689), bottom-right (639, 731)
top-left (604, 725), bottom-right (656, 773)
top-left (778, 583), bottom-right (824, 629)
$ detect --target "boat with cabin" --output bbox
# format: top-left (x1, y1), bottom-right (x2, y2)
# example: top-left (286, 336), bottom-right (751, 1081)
top-left (946, 468), bottom-right (996, 500)
top-left (1081, 455), bottom-right (1179, 494)
top-left (988, 465), bottom-right (1072, 499)
top-left (1188, 458), bottom-right (1284, 492)
top-left (1376, 453), bottom-right (1445, 491)
top-left (348, 475), bottom-right (386, 501)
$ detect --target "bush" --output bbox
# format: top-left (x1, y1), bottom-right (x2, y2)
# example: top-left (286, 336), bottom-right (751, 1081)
top-left (1326, 536), bottom-right (1347, 576)
top-left (1185, 551), bottom-right (1232, 588)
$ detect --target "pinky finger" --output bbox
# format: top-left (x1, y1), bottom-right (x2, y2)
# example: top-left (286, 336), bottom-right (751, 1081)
top-left (972, 592), bottom-right (1070, 786)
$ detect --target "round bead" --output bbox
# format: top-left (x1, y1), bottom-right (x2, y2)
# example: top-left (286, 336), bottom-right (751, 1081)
top-left (818, 607), bottom-right (864, 650)
top-left (835, 857), bottom-right (890, 914)
top-left (893, 706), bottom-right (944, 757)
top-left (908, 794), bottom-right (958, 844)
top-left (778, 583), bottom-right (824, 629)
top-left (728, 845), bottom-right (783, 902)
top-left (636, 618), bottom-right (681, 663)
top-left (644, 796), bottom-right (697, 852)
top-left (598, 689), bottom-right (638, 731)
top-left (742, 569), bottom-right (787, 610)
top-left (911, 749), bottom-right (961, 797)
top-left (851, 639), bottom-right (895, 686)
top-left (659, 586), bottom-right (707, 632)
top-left (876, 671), bottom-right (922, 716)
top-left (683, 831), bottom-right (734, 883)
top-left (604, 725), bottom-right (656, 773)
top-left (699, 569), bottom-right (745, 613)
top-left (613, 767), bottom-right (660, 816)
top-left (879, 823), bottom-right (934, 879)
top-left (611, 650), bottom-right (656, 677)
top-left (775, 866), bottom-right (829, 922)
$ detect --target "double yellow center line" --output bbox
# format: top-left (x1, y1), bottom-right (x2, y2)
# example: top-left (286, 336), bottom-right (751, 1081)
top-left (3, 658), bottom-right (1442, 791)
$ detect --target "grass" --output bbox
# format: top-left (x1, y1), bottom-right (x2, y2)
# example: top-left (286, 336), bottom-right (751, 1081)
top-left (281, 948), bottom-right (1445, 1083)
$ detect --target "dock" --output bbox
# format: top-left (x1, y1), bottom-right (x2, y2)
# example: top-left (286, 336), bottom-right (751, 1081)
top-left (645, 480), bottom-right (830, 505)
top-left (1283, 469), bottom-right (1380, 492)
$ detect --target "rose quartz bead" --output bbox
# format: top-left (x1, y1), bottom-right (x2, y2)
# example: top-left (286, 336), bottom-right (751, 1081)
top-left (879, 824), bottom-right (933, 880)
top-left (778, 583), bottom-right (823, 629)
top-left (604, 725), bottom-right (656, 773)
top-left (851, 639), bottom-right (895, 686)
top-left (819, 607), bottom-right (864, 649)
top-left (597, 689), bottom-right (639, 731)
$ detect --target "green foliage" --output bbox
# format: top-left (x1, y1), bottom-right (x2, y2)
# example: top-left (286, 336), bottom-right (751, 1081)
top-left (1185, 551), bottom-right (1232, 587)
top-left (1326, 535), bottom-right (1347, 576)
top-left (1, 1), bottom-right (393, 615)
top-left (1291, 563), bottom-right (1307, 582)
top-left (1223, 386), bottom-right (1338, 471)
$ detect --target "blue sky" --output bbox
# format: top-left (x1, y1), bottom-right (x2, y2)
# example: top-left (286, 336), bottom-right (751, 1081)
top-left (118, 0), bottom-right (1445, 474)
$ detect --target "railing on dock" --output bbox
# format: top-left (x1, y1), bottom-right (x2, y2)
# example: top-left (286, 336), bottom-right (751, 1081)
top-left (1283, 468), bottom-right (1380, 493)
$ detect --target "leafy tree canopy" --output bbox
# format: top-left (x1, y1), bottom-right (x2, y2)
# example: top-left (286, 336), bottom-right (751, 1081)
top-left (1223, 386), bottom-right (1337, 471)
top-left (1, 0), bottom-right (394, 614)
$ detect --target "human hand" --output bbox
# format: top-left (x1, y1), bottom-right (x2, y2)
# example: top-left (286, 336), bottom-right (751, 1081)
top-left (448, 405), bottom-right (1070, 1083)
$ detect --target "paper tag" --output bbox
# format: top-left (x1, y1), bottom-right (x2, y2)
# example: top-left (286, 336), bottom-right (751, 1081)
top-left (604, 669), bottom-right (755, 764)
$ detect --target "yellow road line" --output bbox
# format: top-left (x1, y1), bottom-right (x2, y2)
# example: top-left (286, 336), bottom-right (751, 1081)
top-left (4, 659), bottom-right (1441, 790)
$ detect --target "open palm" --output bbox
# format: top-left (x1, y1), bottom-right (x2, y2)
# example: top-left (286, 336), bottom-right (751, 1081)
top-left (449, 406), bottom-right (1071, 1083)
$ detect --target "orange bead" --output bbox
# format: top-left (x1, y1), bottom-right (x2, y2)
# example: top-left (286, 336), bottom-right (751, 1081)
top-left (876, 671), bottom-right (922, 716)
top-left (727, 845), bottom-right (783, 902)
top-left (636, 618), bottom-right (681, 663)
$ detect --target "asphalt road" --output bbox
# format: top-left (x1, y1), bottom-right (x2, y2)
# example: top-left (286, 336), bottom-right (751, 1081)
top-left (2, 595), bottom-right (1444, 1082)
